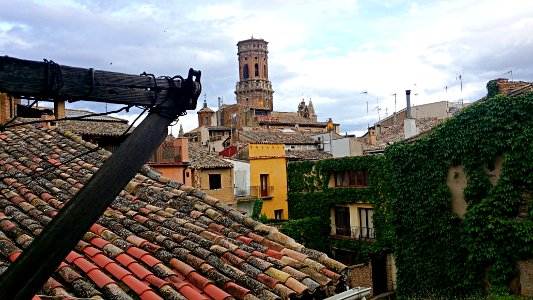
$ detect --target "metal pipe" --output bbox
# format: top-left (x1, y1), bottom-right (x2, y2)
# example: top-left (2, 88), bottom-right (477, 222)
top-left (324, 287), bottom-right (372, 300)
top-left (406, 90), bottom-right (412, 118)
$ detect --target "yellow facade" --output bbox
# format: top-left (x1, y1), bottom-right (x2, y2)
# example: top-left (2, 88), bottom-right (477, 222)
top-left (249, 143), bottom-right (288, 219)
top-left (192, 168), bottom-right (235, 206)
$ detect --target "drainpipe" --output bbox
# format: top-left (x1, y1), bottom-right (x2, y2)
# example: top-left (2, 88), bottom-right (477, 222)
top-left (324, 287), bottom-right (372, 300)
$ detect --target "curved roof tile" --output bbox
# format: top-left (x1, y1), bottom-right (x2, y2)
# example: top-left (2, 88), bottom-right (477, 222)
top-left (0, 124), bottom-right (348, 299)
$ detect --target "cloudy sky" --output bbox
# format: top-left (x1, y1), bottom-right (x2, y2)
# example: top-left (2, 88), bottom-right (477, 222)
top-left (2, 0), bottom-right (533, 136)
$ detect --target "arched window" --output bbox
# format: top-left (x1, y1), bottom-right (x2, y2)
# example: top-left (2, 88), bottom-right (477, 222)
top-left (243, 64), bottom-right (249, 79)
top-left (254, 63), bottom-right (259, 77)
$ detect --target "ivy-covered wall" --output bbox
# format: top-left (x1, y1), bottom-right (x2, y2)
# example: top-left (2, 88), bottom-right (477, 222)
top-left (285, 154), bottom-right (394, 261)
top-left (286, 91), bottom-right (533, 298)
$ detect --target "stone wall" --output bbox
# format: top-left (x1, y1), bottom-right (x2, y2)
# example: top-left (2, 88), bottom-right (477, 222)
top-left (347, 263), bottom-right (373, 297)
top-left (518, 258), bottom-right (533, 296)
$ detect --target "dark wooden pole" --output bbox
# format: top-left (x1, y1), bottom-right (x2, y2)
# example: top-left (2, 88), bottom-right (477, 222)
top-left (0, 67), bottom-right (201, 299)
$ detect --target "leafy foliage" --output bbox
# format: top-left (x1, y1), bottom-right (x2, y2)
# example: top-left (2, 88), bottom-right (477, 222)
top-left (279, 217), bottom-right (331, 253)
top-left (288, 92), bottom-right (533, 298)
top-left (287, 154), bottom-right (395, 259)
top-left (385, 92), bottom-right (533, 298)
top-left (251, 198), bottom-right (263, 220)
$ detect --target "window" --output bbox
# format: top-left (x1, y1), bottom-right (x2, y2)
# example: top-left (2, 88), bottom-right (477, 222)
top-left (243, 64), bottom-right (249, 79)
top-left (359, 208), bottom-right (374, 239)
top-left (209, 174), bottom-right (222, 189)
top-left (254, 63), bottom-right (259, 76)
top-left (274, 209), bottom-right (283, 220)
top-left (334, 170), bottom-right (369, 187)
top-left (334, 206), bottom-right (351, 236)
top-left (260, 174), bottom-right (269, 197)
top-left (333, 249), bottom-right (354, 265)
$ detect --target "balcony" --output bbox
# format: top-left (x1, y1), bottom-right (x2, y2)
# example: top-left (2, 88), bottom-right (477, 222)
top-left (235, 186), bottom-right (274, 199)
top-left (332, 226), bottom-right (375, 240)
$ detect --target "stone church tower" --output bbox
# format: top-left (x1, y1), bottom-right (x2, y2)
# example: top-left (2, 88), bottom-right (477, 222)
top-left (235, 38), bottom-right (274, 115)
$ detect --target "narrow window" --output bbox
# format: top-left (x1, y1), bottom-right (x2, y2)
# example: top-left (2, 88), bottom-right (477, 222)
top-left (334, 206), bottom-right (351, 236)
top-left (359, 208), bottom-right (374, 238)
top-left (209, 174), bottom-right (222, 189)
top-left (254, 63), bottom-right (259, 77)
top-left (243, 64), bottom-right (249, 79)
top-left (260, 174), bottom-right (269, 197)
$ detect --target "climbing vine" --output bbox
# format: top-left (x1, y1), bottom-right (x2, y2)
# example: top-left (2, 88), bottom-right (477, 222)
top-left (287, 91), bottom-right (533, 298)
top-left (286, 154), bottom-right (395, 260)
top-left (385, 92), bottom-right (533, 298)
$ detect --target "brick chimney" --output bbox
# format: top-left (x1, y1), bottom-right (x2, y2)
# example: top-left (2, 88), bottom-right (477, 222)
top-left (0, 93), bottom-right (18, 125)
top-left (173, 137), bottom-right (189, 164)
top-left (40, 112), bottom-right (56, 128)
top-left (54, 100), bottom-right (66, 119)
top-left (368, 127), bottom-right (377, 145)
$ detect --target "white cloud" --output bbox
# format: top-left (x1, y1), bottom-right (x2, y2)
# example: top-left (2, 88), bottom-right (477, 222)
top-left (2, 0), bottom-right (533, 135)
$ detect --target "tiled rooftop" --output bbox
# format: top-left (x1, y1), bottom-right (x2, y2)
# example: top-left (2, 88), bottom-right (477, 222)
top-left (60, 109), bottom-right (132, 137)
top-left (374, 117), bottom-right (442, 147)
top-left (23, 108), bottom-right (132, 137)
top-left (188, 144), bottom-right (234, 169)
top-left (0, 124), bottom-right (347, 299)
top-left (240, 131), bottom-right (318, 145)
top-left (257, 113), bottom-right (327, 126)
top-left (286, 150), bottom-right (332, 161)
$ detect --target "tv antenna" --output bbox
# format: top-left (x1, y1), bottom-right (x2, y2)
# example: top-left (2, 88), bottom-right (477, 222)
top-left (391, 93), bottom-right (397, 125)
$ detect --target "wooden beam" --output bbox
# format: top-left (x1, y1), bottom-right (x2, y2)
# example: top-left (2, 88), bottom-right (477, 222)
top-left (0, 58), bottom-right (201, 298)
top-left (0, 56), bottom-right (197, 109)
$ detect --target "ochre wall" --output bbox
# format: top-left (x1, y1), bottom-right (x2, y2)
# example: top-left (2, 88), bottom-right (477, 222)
top-left (195, 168), bottom-right (235, 205)
top-left (150, 165), bottom-right (192, 186)
top-left (249, 143), bottom-right (288, 219)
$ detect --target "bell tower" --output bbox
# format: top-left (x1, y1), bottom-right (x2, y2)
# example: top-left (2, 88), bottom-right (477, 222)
top-left (197, 99), bottom-right (214, 127)
top-left (235, 37), bottom-right (274, 114)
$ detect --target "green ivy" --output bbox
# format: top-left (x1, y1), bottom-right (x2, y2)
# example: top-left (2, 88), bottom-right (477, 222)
top-left (288, 92), bottom-right (533, 298)
top-left (279, 217), bottom-right (331, 253)
top-left (251, 198), bottom-right (263, 220)
top-left (385, 92), bottom-right (533, 298)
top-left (287, 154), bottom-right (395, 259)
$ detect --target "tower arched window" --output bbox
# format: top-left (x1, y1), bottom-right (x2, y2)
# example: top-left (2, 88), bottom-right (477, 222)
top-left (254, 63), bottom-right (259, 77)
top-left (243, 64), bottom-right (249, 79)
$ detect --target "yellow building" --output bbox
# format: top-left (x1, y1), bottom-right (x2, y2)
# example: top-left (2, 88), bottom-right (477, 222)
top-left (188, 144), bottom-right (235, 205)
top-left (248, 143), bottom-right (288, 219)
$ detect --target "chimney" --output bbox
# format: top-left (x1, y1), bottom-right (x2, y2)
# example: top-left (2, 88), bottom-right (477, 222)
top-left (40, 112), bottom-right (56, 128)
top-left (403, 90), bottom-right (418, 139)
top-left (0, 93), bottom-right (18, 125)
top-left (368, 127), bottom-right (377, 145)
top-left (406, 90), bottom-right (412, 119)
top-left (54, 100), bottom-right (66, 119)
top-left (173, 137), bottom-right (189, 164)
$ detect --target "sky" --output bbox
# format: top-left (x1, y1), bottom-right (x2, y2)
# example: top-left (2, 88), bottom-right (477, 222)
top-left (1, 0), bottom-right (533, 136)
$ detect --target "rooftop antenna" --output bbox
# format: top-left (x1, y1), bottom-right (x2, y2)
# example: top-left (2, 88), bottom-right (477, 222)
top-left (362, 90), bottom-right (368, 128)
top-left (373, 96), bottom-right (381, 122)
top-left (504, 70), bottom-right (513, 81)
top-left (391, 93), bottom-right (397, 125)
top-left (456, 73), bottom-right (464, 106)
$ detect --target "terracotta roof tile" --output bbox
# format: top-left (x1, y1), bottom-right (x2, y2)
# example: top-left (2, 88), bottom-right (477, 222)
top-left (105, 262), bottom-right (131, 281)
top-left (239, 130), bottom-right (318, 145)
top-left (0, 124), bottom-right (349, 299)
top-left (188, 145), bottom-right (233, 169)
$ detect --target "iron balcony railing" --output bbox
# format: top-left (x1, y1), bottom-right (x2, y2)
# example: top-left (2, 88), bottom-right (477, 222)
top-left (334, 226), bottom-right (375, 239)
